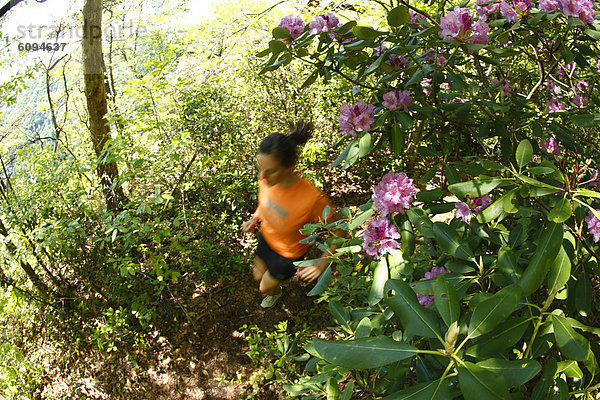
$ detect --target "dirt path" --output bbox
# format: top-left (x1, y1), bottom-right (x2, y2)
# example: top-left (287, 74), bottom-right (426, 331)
top-left (75, 269), bottom-right (327, 399)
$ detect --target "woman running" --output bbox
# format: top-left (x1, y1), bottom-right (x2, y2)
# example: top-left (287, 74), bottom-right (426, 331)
top-left (241, 121), bottom-right (342, 309)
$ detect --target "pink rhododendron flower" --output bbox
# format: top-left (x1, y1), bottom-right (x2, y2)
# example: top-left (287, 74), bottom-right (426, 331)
top-left (387, 54), bottom-right (408, 69)
top-left (452, 97), bottom-right (467, 103)
top-left (500, 0), bottom-right (519, 21)
top-left (476, 0), bottom-right (500, 15)
top-left (362, 217), bottom-right (401, 259)
top-left (577, 80), bottom-right (589, 92)
top-left (455, 202), bottom-right (472, 222)
top-left (492, 78), bottom-right (516, 96)
top-left (410, 11), bottom-right (427, 24)
top-left (558, 0), bottom-right (595, 23)
top-left (416, 267), bottom-right (451, 307)
top-left (424, 51), bottom-right (447, 65)
top-left (376, 44), bottom-right (388, 56)
top-left (515, 0), bottom-right (532, 13)
top-left (455, 195), bottom-right (491, 222)
top-left (573, 95), bottom-right (588, 107)
top-left (469, 18), bottom-right (490, 44)
top-left (439, 6), bottom-right (473, 40)
top-left (540, 0), bottom-right (560, 11)
top-left (383, 90), bottom-right (413, 112)
top-left (372, 171), bottom-right (416, 216)
top-left (558, 63), bottom-right (576, 77)
top-left (548, 98), bottom-right (565, 113)
top-left (597, 58), bottom-right (600, 73)
top-left (547, 82), bottom-right (562, 95)
top-left (540, 136), bottom-right (561, 156)
top-left (338, 101), bottom-right (375, 137)
top-left (585, 210), bottom-right (600, 242)
top-left (278, 15), bottom-right (305, 39)
top-left (308, 13), bottom-right (339, 34)
top-left (422, 78), bottom-right (433, 95)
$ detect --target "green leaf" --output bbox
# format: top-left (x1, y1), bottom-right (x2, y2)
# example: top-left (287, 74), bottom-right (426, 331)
top-left (496, 247), bottom-right (521, 284)
top-left (557, 360), bottom-right (583, 379)
top-left (518, 223), bottom-right (563, 296)
top-left (407, 208), bottom-right (434, 238)
top-left (390, 124), bottom-right (405, 154)
top-left (419, 164), bottom-right (438, 184)
top-left (516, 139), bottom-right (533, 169)
top-left (385, 279), bottom-right (442, 339)
top-left (313, 336), bottom-right (418, 369)
top-left (547, 246), bottom-right (570, 293)
top-left (552, 315), bottom-right (590, 361)
top-left (458, 361), bottom-right (510, 399)
top-left (547, 198), bottom-right (572, 223)
top-left (433, 222), bottom-right (476, 262)
top-left (384, 378), bottom-right (451, 399)
top-left (406, 69), bottom-right (424, 86)
top-left (307, 266), bottom-right (331, 296)
top-left (468, 285), bottom-right (521, 338)
top-left (477, 359), bottom-right (541, 388)
top-left (573, 188), bottom-right (600, 199)
top-left (268, 39), bottom-right (287, 54)
top-left (358, 132), bottom-right (373, 157)
top-left (570, 114), bottom-right (600, 127)
top-left (365, 53), bottom-right (385, 75)
top-left (466, 316), bottom-right (530, 357)
top-left (399, 218), bottom-right (416, 256)
top-left (445, 165), bottom-right (460, 185)
top-left (355, 317), bottom-right (372, 338)
top-left (272, 26), bottom-right (291, 39)
top-left (329, 300), bottom-right (351, 330)
top-left (352, 26), bottom-right (383, 41)
top-left (449, 178), bottom-right (503, 198)
top-left (575, 273), bottom-right (592, 317)
top-left (433, 275), bottom-right (460, 326)
top-left (349, 208), bottom-right (373, 230)
top-left (331, 139), bottom-right (357, 168)
top-left (387, 5), bottom-right (410, 26)
top-left (301, 71), bottom-right (318, 89)
top-left (368, 258), bottom-right (389, 305)
top-left (416, 188), bottom-right (444, 203)
top-left (477, 193), bottom-right (506, 223)
top-left (531, 358), bottom-right (557, 400)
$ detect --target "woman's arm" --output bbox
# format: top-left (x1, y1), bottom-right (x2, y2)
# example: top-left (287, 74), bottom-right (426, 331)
top-left (241, 209), bottom-right (260, 233)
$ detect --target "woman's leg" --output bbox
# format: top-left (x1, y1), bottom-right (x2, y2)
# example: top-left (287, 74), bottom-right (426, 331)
top-left (253, 256), bottom-right (282, 295)
top-left (252, 256), bottom-right (267, 282)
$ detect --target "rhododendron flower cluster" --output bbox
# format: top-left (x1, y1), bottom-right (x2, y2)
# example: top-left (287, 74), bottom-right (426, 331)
top-left (540, 136), bottom-right (561, 156)
top-left (548, 98), bottom-right (566, 113)
top-left (308, 13), bottom-right (339, 35)
top-left (376, 45), bottom-right (408, 68)
top-left (382, 90), bottom-right (413, 112)
top-left (278, 15), bottom-right (305, 39)
top-left (362, 217), bottom-right (401, 259)
top-left (558, 0), bottom-right (595, 24)
top-left (417, 267), bottom-right (451, 307)
top-left (410, 11), bottom-right (427, 24)
top-left (439, 7), bottom-right (490, 44)
top-left (372, 171), bottom-right (416, 216)
top-left (455, 195), bottom-right (491, 223)
top-left (491, 77), bottom-right (516, 96)
top-left (424, 51), bottom-right (447, 65)
top-left (338, 101), bottom-right (375, 137)
top-left (476, 0), bottom-right (500, 16)
top-left (585, 210), bottom-right (600, 242)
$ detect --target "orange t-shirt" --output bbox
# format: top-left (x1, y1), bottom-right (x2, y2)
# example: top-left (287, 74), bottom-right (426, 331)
top-left (257, 174), bottom-right (334, 258)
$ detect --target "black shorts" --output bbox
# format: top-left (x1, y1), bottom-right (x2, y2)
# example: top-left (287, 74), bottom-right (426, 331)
top-left (256, 233), bottom-right (306, 281)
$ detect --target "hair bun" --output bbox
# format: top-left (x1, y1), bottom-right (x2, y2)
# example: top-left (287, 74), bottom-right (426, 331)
top-left (288, 120), bottom-right (314, 146)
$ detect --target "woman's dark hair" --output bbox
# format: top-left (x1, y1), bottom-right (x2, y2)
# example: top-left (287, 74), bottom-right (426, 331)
top-left (258, 121), bottom-right (314, 167)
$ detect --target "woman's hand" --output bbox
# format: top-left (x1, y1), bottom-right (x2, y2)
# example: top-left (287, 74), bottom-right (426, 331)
top-left (241, 216), bottom-right (259, 233)
top-left (296, 258), bottom-right (329, 282)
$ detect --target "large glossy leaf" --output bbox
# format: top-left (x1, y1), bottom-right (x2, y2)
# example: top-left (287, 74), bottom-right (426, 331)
top-left (496, 247), bottom-right (521, 283)
top-left (548, 198), bottom-right (572, 223)
top-left (449, 178), bottom-right (503, 197)
top-left (570, 114), bottom-right (600, 127)
top-left (329, 300), bottom-right (351, 330)
top-left (313, 336), bottom-right (418, 369)
top-left (433, 222), bottom-right (476, 262)
top-left (547, 246), bottom-right (570, 293)
top-left (458, 361), bottom-right (510, 399)
top-left (468, 285), bottom-right (521, 338)
top-left (477, 358), bottom-right (541, 387)
top-left (307, 266), bottom-right (331, 296)
top-left (477, 193), bottom-right (506, 223)
top-left (387, 5), bottom-right (410, 26)
top-left (575, 273), bottom-right (592, 317)
top-left (385, 279), bottom-right (442, 340)
top-left (516, 139), bottom-right (533, 168)
top-left (518, 223), bottom-right (563, 296)
top-left (531, 358), bottom-right (557, 400)
top-left (368, 258), bottom-right (389, 305)
top-left (433, 275), bottom-right (460, 326)
top-left (552, 315), bottom-right (590, 361)
top-left (407, 208), bottom-right (434, 238)
top-left (384, 378), bottom-right (450, 399)
top-left (557, 360), bottom-right (583, 379)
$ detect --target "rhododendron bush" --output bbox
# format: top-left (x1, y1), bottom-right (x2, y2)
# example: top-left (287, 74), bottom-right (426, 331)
top-left (259, 1), bottom-right (600, 398)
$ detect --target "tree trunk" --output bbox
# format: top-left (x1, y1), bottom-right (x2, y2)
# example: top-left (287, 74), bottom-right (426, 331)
top-left (82, 0), bottom-right (126, 211)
